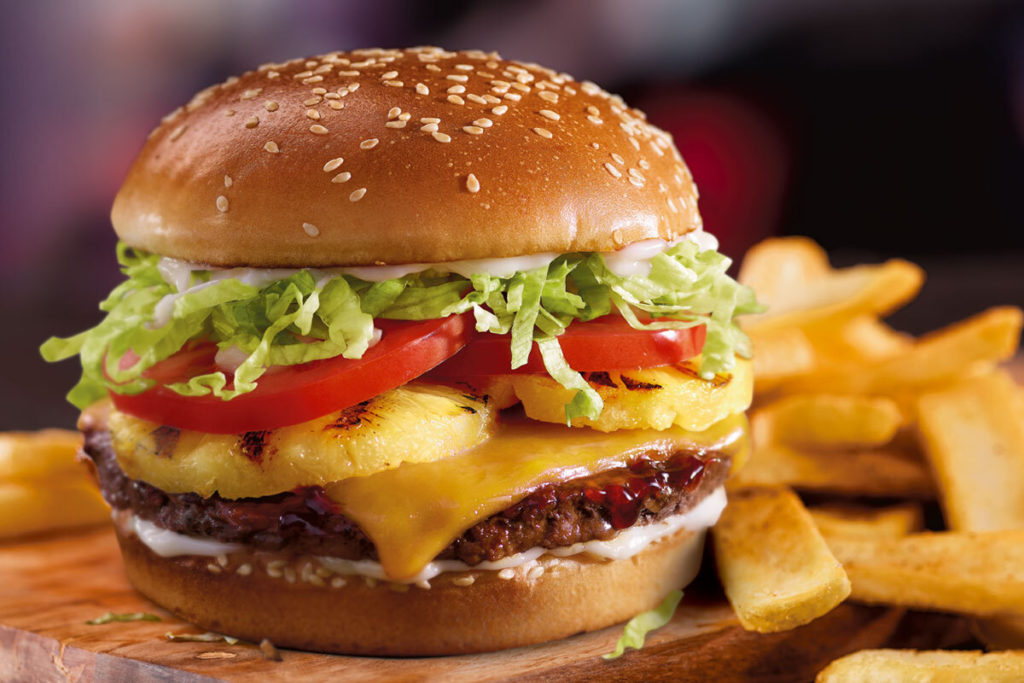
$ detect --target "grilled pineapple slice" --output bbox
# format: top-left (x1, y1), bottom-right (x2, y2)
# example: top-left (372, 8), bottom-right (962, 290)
top-left (511, 357), bottom-right (753, 432)
top-left (108, 382), bottom-right (496, 499)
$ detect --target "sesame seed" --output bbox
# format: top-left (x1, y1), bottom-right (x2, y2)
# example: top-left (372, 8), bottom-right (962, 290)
top-left (629, 176), bottom-right (644, 187)
top-left (491, 79), bottom-right (510, 89)
top-left (294, 70), bottom-right (313, 79)
top-left (349, 188), bottom-right (367, 202)
top-left (420, 117), bottom-right (440, 123)
top-left (462, 125), bottom-right (484, 135)
top-left (591, 142), bottom-right (601, 149)
top-left (302, 222), bottom-right (319, 237)
top-left (498, 568), bottom-right (515, 580)
top-left (482, 94), bottom-right (501, 104)
top-left (168, 124), bottom-right (187, 141)
top-left (446, 74), bottom-right (469, 82)
top-left (473, 118), bottom-right (493, 128)
top-left (236, 563), bottom-right (252, 576)
top-left (381, 70), bottom-right (398, 80)
top-left (216, 195), bottom-right (229, 212)
top-left (539, 109), bottom-right (560, 121)
top-left (466, 173), bottom-right (480, 193)
top-left (432, 131), bottom-right (452, 143)
top-left (263, 141), bottom-right (280, 153)
top-left (476, 71), bottom-right (495, 78)
top-left (305, 109), bottom-right (321, 120)
top-left (328, 101), bottom-right (344, 110)
top-left (310, 124), bottom-right (329, 135)
top-left (304, 96), bottom-right (322, 106)
top-left (527, 565), bottom-right (545, 580)
top-left (383, 80), bottom-right (404, 87)
top-left (312, 86), bottom-right (328, 94)
top-left (426, 64), bottom-right (441, 72)
top-left (387, 107), bottom-right (402, 119)
top-left (331, 171), bottom-right (352, 183)
top-left (455, 63), bottom-right (473, 71)
top-left (223, 109), bottom-right (235, 117)
top-left (604, 162), bottom-right (622, 178)
top-left (206, 563), bottom-right (221, 574)
top-left (612, 152), bottom-right (625, 164)
top-left (398, 112), bottom-right (411, 121)
top-left (331, 577), bottom-right (347, 588)
top-left (385, 120), bottom-right (407, 128)
top-left (447, 95), bottom-right (465, 105)
top-left (324, 92), bottom-right (340, 99)
top-left (532, 127), bottom-right (553, 139)
top-left (314, 64), bottom-right (332, 74)
top-left (587, 105), bottom-right (600, 116)
top-left (466, 93), bottom-right (487, 105)
top-left (415, 82), bottom-right (429, 95)
top-left (539, 91), bottom-right (559, 103)
top-left (360, 138), bottom-right (379, 150)
top-left (267, 71), bottom-right (280, 79)
top-left (264, 100), bottom-right (279, 111)
top-left (302, 76), bottom-right (324, 85)
top-left (492, 105), bottom-right (508, 115)
top-left (447, 85), bottom-right (466, 94)
top-left (629, 168), bottom-right (644, 179)
top-left (240, 88), bottom-right (262, 101)
top-left (420, 122), bottom-right (439, 133)
top-left (337, 70), bottom-right (360, 77)
top-left (506, 64), bottom-right (527, 74)
top-left (323, 157), bottom-right (344, 172)
top-left (416, 580), bottom-right (432, 590)
top-left (452, 575), bottom-right (475, 587)
top-left (503, 92), bottom-right (522, 102)
top-left (223, 175), bottom-right (232, 188)
top-left (348, 82), bottom-right (360, 92)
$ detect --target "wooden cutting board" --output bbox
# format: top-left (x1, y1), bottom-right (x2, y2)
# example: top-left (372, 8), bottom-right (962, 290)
top-left (0, 526), bottom-right (972, 682)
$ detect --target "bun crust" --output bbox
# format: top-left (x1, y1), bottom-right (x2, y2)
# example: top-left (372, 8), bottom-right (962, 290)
top-left (112, 47), bottom-right (702, 267)
top-left (116, 526), bottom-right (705, 655)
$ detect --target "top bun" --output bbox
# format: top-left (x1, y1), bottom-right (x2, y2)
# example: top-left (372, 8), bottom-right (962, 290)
top-left (112, 47), bottom-right (702, 267)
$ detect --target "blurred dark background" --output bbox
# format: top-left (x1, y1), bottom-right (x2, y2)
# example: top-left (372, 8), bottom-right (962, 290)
top-left (2, 0), bottom-right (1022, 429)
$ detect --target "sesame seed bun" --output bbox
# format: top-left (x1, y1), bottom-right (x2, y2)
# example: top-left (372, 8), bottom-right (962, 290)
top-left (111, 47), bottom-right (702, 267)
top-left (115, 524), bottom-right (705, 656)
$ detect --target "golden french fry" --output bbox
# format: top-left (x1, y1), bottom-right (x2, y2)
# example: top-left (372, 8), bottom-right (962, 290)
top-left (825, 530), bottom-right (1024, 616)
top-left (733, 441), bottom-right (935, 499)
top-left (817, 649), bottom-right (1024, 683)
top-left (785, 307), bottom-right (1023, 395)
top-left (748, 326), bottom-right (816, 394)
top-left (916, 370), bottom-right (1024, 532)
top-left (809, 503), bottom-right (922, 539)
top-left (738, 236), bottom-right (832, 307)
top-left (0, 478), bottom-right (109, 540)
top-left (760, 394), bottom-right (902, 450)
top-left (743, 259), bottom-right (924, 333)
top-left (0, 429), bottom-right (83, 481)
top-left (804, 316), bottom-right (912, 366)
top-left (713, 486), bottom-right (850, 633)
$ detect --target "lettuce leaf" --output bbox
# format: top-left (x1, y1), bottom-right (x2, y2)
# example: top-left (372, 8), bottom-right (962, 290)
top-left (41, 239), bottom-right (760, 417)
top-left (602, 590), bottom-right (683, 660)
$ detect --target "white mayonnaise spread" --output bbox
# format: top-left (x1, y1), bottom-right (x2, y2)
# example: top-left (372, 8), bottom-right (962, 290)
top-left (120, 486), bottom-right (726, 583)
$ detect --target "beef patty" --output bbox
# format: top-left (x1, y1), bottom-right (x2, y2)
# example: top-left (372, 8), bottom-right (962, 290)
top-left (84, 428), bottom-right (730, 566)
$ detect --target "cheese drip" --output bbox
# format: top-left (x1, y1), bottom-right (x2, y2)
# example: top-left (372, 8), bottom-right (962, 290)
top-left (327, 413), bottom-right (749, 581)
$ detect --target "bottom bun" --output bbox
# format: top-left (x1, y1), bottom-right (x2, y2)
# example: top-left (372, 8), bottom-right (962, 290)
top-left (116, 525), bottom-right (706, 655)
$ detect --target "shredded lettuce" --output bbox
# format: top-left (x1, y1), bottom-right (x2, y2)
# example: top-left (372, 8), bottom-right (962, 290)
top-left (41, 240), bottom-right (760, 418)
top-left (603, 589), bottom-right (683, 660)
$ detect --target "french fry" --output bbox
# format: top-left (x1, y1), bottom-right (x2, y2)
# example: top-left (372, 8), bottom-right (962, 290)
top-left (785, 307), bottom-right (1023, 395)
top-left (760, 394), bottom-right (902, 450)
top-left (809, 503), bottom-right (922, 539)
top-left (916, 370), bottom-right (1024, 532)
top-left (824, 530), bottom-right (1024, 616)
top-left (733, 441), bottom-right (935, 499)
top-left (817, 649), bottom-right (1024, 683)
top-left (803, 316), bottom-right (912, 366)
top-left (748, 326), bottom-right (816, 394)
top-left (0, 478), bottom-right (109, 540)
top-left (0, 429), bottom-right (83, 481)
top-left (738, 236), bottom-right (832, 306)
top-left (743, 259), bottom-right (924, 333)
top-left (713, 486), bottom-right (850, 633)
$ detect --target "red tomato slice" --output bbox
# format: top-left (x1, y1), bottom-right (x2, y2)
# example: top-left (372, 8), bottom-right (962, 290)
top-left (110, 315), bottom-right (470, 434)
top-left (429, 315), bottom-right (706, 376)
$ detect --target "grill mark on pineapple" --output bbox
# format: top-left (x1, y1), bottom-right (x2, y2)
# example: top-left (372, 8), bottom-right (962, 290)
top-left (239, 430), bottom-right (271, 463)
top-left (150, 425), bottom-right (180, 457)
top-left (325, 401), bottom-right (372, 431)
top-left (674, 364), bottom-right (732, 387)
top-left (619, 375), bottom-right (663, 391)
top-left (459, 404), bottom-right (478, 414)
top-left (582, 372), bottom-right (618, 388)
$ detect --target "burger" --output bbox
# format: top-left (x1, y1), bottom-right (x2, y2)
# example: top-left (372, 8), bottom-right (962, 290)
top-left (42, 47), bottom-right (759, 655)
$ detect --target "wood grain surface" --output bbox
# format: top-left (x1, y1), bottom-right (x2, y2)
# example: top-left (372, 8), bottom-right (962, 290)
top-left (0, 526), bottom-right (973, 682)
